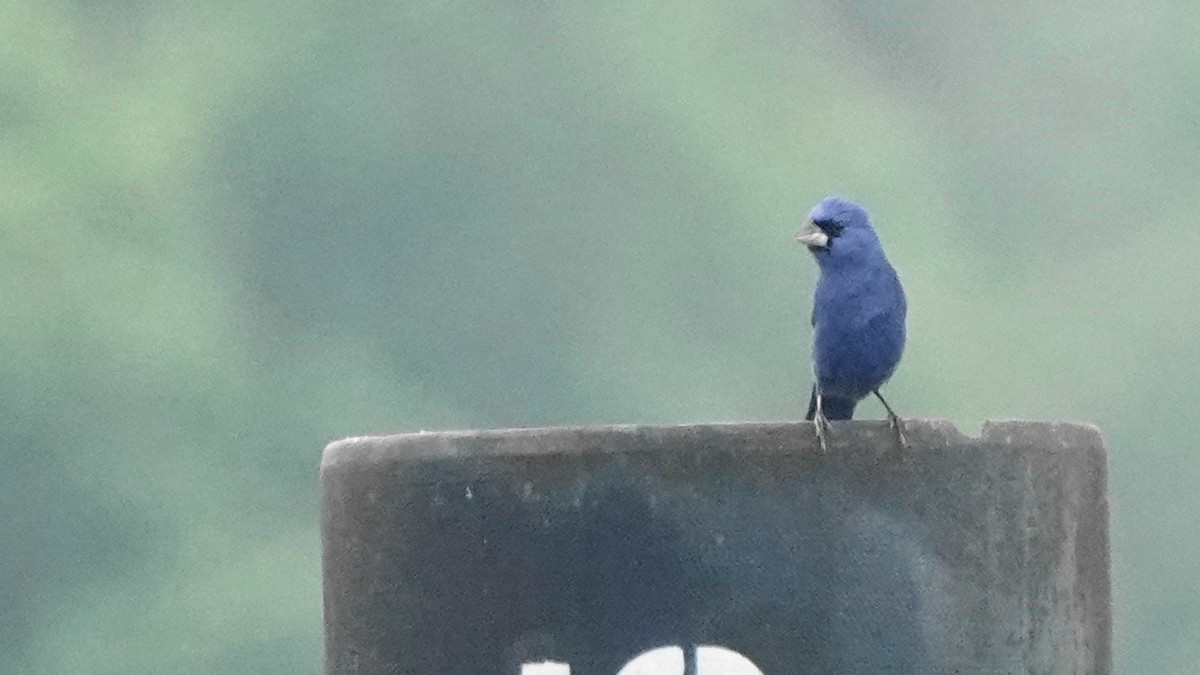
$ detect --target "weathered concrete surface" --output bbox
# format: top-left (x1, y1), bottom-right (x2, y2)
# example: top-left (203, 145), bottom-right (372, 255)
top-left (321, 420), bottom-right (1110, 674)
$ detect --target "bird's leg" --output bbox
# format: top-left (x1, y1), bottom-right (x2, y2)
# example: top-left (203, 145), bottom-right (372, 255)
top-left (873, 389), bottom-right (908, 449)
top-left (813, 392), bottom-right (831, 453)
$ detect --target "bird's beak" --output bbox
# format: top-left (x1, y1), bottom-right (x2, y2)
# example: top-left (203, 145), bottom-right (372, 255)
top-left (794, 219), bottom-right (829, 249)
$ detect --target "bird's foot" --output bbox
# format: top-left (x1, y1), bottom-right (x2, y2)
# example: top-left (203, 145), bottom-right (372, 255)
top-left (887, 412), bottom-right (908, 450)
top-left (813, 411), bottom-right (832, 453)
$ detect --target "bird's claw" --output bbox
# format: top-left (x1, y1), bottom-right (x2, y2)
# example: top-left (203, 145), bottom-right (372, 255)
top-left (887, 413), bottom-right (908, 450)
top-left (813, 411), bottom-right (831, 453)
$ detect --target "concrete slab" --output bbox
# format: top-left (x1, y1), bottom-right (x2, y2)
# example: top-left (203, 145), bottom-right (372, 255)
top-left (321, 420), bottom-right (1110, 674)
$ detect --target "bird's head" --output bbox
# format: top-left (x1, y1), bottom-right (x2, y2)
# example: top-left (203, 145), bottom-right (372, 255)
top-left (794, 196), bottom-right (883, 264)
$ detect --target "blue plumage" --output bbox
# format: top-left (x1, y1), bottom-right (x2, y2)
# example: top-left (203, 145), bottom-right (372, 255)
top-left (795, 197), bottom-right (907, 450)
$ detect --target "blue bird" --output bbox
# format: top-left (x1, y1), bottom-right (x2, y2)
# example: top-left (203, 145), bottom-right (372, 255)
top-left (795, 197), bottom-right (907, 451)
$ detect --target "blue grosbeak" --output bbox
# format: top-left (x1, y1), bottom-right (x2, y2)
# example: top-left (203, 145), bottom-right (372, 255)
top-left (795, 197), bottom-right (907, 451)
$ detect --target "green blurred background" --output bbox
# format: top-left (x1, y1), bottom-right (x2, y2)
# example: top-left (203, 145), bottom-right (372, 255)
top-left (4, 1), bottom-right (1196, 672)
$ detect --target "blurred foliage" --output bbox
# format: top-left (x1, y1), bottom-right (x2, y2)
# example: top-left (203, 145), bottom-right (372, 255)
top-left (2, 0), bottom-right (1197, 672)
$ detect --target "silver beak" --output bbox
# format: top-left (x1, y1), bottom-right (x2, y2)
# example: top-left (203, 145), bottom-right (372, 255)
top-left (794, 220), bottom-right (829, 249)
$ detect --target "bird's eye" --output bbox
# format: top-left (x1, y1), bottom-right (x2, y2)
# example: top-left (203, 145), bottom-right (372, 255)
top-left (813, 219), bottom-right (844, 237)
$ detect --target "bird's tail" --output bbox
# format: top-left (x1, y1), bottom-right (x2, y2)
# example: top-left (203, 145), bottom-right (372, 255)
top-left (805, 386), bottom-right (857, 421)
